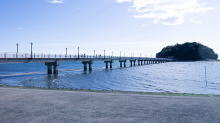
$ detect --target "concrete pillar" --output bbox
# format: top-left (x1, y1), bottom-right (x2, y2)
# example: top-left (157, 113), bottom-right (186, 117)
top-left (53, 65), bottom-right (58, 75)
top-left (89, 63), bottom-right (92, 71)
top-left (120, 61), bottom-right (122, 68)
top-left (45, 61), bottom-right (59, 75)
top-left (138, 60), bottom-right (140, 65)
top-left (110, 62), bottom-right (112, 69)
top-left (83, 63), bottom-right (87, 71)
top-left (130, 61), bottom-right (133, 67)
top-left (106, 62), bottom-right (108, 69)
top-left (123, 61), bottom-right (126, 67)
top-left (134, 61), bottom-right (136, 66)
top-left (47, 65), bottom-right (52, 75)
top-left (141, 60), bottom-right (143, 65)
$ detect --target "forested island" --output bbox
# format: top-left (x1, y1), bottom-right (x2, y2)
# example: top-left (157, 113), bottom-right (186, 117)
top-left (156, 42), bottom-right (218, 61)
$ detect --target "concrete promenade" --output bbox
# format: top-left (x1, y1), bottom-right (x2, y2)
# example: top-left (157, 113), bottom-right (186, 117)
top-left (0, 87), bottom-right (220, 123)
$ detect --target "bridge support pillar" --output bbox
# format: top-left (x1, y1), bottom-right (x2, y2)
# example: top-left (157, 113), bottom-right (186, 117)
top-left (83, 63), bottom-right (87, 71)
top-left (123, 61), bottom-right (126, 67)
top-left (119, 61), bottom-right (122, 68)
top-left (89, 63), bottom-right (92, 71)
top-left (104, 60), bottom-right (113, 69)
top-left (133, 60), bottom-right (136, 66)
top-left (105, 62), bottom-right (108, 69)
top-left (120, 60), bottom-right (126, 68)
top-left (82, 60), bottom-right (93, 72)
top-left (130, 60), bottom-right (133, 67)
top-left (110, 62), bottom-right (112, 69)
top-left (120, 61), bottom-right (122, 68)
top-left (47, 65), bottom-right (52, 75)
top-left (53, 64), bottom-right (58, 74)
top-left (45, 61), bottom-right (59, 75)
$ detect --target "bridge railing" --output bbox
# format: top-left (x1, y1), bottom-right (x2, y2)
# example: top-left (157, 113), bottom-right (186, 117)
top-left (0, 52), bottom-right (128, 59)
top-left (0, 52), bottom-right (174, 62)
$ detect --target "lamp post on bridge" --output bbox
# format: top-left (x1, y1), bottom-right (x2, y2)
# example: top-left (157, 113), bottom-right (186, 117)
top-left (94, 50), bottom-right (96, 58)
top-left (30, 42), bottom-right (33, 59)
top-left (111, 51), bottom-right (113, 58)
top-left (77, 46), bottom-right (80, 59)
top-left (104, 50), bottom-right (106, 59)
top-left (16, 43), bottom-right (19, 58)
top-left (65, 48), bottom-right (68, 58)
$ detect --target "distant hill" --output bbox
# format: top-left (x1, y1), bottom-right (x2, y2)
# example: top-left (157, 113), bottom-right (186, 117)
top-left (156, 42), bottom-right (218, 61)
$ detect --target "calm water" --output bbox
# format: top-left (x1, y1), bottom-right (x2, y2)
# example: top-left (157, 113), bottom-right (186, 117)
top-left (0, 61), bottom-right (220, 94)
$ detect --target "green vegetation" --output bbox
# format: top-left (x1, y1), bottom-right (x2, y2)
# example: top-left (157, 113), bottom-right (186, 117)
top-left (156, 42), bottom-right (218, 61)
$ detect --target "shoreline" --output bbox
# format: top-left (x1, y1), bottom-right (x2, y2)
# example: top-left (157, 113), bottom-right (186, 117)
top-left (1, 85), bottom-right (219, 97)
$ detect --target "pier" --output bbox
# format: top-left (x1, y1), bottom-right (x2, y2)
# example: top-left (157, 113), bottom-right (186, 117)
top-left (0, 52), bottom-right (173, 75)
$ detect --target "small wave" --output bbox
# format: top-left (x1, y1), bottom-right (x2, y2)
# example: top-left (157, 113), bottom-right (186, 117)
top-left (0, 72), bottom-right (44, 77)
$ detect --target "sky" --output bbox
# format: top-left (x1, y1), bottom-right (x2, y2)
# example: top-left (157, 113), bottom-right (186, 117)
top-left (0, 0), bottom-right (220, 57)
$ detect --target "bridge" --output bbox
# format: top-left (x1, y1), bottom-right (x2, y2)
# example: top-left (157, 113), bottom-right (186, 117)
top-left (0, 52), bottom-right (173, 75)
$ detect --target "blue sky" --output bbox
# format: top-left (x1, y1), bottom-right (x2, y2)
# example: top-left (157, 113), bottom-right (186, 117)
top-left (0, 0), bottom-right (220, 57)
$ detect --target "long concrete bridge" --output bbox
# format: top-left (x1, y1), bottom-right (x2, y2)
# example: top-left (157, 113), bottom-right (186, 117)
top-left (0, 53), bottom-right (173, 75)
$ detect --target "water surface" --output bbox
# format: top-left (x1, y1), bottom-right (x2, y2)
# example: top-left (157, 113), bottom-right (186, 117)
top-left (0, 61), bottom-right (220, 94)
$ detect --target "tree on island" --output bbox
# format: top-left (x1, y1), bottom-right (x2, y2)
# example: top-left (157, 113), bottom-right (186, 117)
top-left (156, 42), bottom-right (218, 61)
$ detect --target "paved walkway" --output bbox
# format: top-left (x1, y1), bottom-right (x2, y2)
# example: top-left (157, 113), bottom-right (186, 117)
top-left (0, 87), bottom-right (220, 123)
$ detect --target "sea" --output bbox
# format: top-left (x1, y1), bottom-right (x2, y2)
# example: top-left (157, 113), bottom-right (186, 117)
top-left (0, 61), bottom-right (220, 94)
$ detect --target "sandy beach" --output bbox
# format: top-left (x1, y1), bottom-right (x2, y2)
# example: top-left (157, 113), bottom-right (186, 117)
top-left (0, 87), bottom-right (220, 123)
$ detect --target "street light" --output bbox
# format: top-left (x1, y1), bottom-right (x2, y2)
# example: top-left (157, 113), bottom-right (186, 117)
top-left (16, 43), bottom-right (19, 58)
top-left (31, 42), bottom-right (33, 59)
top-left (104, 50), bottom-right (106, 59)
top-left (111, 51), bottom-right (113, 58)
top-left (77, 46), bottom-right (80, 59)
top-left (94, 50), bottom-right (96, 58)
top-left (65, 48), bottom-right (68, 58)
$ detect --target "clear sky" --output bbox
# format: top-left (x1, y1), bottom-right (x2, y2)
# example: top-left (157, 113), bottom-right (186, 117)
top-left (0, 0), bottom-right (220, 57)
